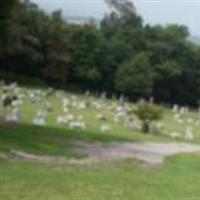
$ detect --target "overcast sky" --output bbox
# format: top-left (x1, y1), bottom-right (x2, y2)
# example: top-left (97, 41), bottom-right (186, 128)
top-left (32, 0), bottom-right (200, 36)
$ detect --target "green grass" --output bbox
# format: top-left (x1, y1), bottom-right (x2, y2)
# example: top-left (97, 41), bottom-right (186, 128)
top-left (1, 85), bottom-right (200, 144)
top-left (1, 154), bottom-right (200, 199)
top-left (0, 85), bottom-right (174, 149)
top-left (1, 84), bottom-right (200, 199)
top-left (0, 122), bottom-right (169, 157)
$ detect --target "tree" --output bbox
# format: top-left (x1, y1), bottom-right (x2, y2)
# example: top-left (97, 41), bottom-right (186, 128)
top-left (145, 24), bottom-right (190, 104)
top-left (173, 44), bottom-right (200, 106)
top-left (101, 0), bottom-right (145, 91)
top-left (0, 0), bottom-right (17, 69)
top-left (115, 52), bottom-right (154, 98)
top-left (68, 24), bottom-right (106, 89)
top-left (0, 0), bottom-right (17, 43)
top-left (105, 0), bottom-right (136, 16)
top-left (4, 0), bottom-right (43, 76)
top-left (40, 10), bottom-right (70, 84)
top-left (1, 1), bottom-right (71, 85)
top-left (1, 0), bottom-right (200, 106)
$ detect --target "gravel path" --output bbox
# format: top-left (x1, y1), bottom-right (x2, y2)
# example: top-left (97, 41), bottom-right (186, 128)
top-left (5, 142), bottom-right (200, 166)
top-left (73, 142), bottom-right (200, 165)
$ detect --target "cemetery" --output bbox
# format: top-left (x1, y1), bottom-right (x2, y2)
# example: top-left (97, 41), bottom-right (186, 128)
top-left (2, 0), bottom-right (200, 199)
top-left (1, 81), bottom-right (200, 198)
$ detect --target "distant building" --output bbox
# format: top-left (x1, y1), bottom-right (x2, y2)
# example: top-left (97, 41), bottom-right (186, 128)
top-left (66, 16), bottom-right (99, 27)
top-left (67, 18), bottom-right (88, 26)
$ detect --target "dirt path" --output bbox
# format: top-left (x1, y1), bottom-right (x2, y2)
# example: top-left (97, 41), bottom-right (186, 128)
top-left (5, 142), bottom-right (200, 166)
top-left (73, 142), bottom-right (200, 165)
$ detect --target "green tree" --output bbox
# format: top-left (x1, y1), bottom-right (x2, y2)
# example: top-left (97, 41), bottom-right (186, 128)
top-left (68, 24), bottom-right (106, 89)
top-left (145, 24), bottom-right (190, 104)
top-left (115, 52), bottom-right (154, 98)
top-left (1, 1), bottom-right (71, 85)
top-left (105, 0), bottom-right (136, 16)
top-left (0, 0), bottom-right (17, 43)
top-left (40, 10), bottom-right (70, 84)
top-left (101, 0), bottom-right (145, 91)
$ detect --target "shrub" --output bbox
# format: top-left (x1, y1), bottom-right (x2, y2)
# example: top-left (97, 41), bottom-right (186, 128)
top-left (0, 71), bottom-right (46, 87)
top-left (134, 103), bottom-right (164, 133)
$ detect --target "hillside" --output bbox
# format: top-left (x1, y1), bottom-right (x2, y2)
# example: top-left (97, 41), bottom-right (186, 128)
top-left (1, 82), bottom-right (200, 154)
top-left (1, 82), bottom-right (200, 198)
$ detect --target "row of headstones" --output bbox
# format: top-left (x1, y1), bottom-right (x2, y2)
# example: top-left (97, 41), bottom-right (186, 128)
top-left (0, 81), bottom-right (197, 140)
top-left (172, 104), bottom-right (200, 127)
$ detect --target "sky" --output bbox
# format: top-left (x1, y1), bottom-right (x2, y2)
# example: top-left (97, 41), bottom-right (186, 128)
top-left (32, 0), bottom-right (200, 37)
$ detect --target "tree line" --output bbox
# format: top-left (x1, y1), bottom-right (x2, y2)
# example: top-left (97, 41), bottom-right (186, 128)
top-left (1, 0), bottom-right (200, 106)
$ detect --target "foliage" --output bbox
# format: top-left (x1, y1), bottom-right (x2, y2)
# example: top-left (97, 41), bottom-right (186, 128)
top-left (68, 24), bottom-right (106, 89)
top-left (0, 71), bottom-right (46, 87)
top-left (1, 0), bottom-right (200, 105)
top-left (0, 0), bottom-right (17, 43)
top-left (115, 52), bottom-right (154, 98)
top-left (135, 103), bottom-right (164, 133)
top-left (135, 103), bottom-right (163, 121)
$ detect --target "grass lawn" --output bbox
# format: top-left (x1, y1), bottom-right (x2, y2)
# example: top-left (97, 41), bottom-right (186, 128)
top-left (1, 85), bottom-right (200, 144)
top-left (1, 154), bottom-right (200, 199)
top-left (0, 122), bottom-right (171, 156)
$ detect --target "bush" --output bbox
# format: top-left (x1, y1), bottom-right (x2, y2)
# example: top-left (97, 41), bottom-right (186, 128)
top-left (134, 103), bottom-right (164, 133)
top-left (0, 71), bottom-right (46, 87)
